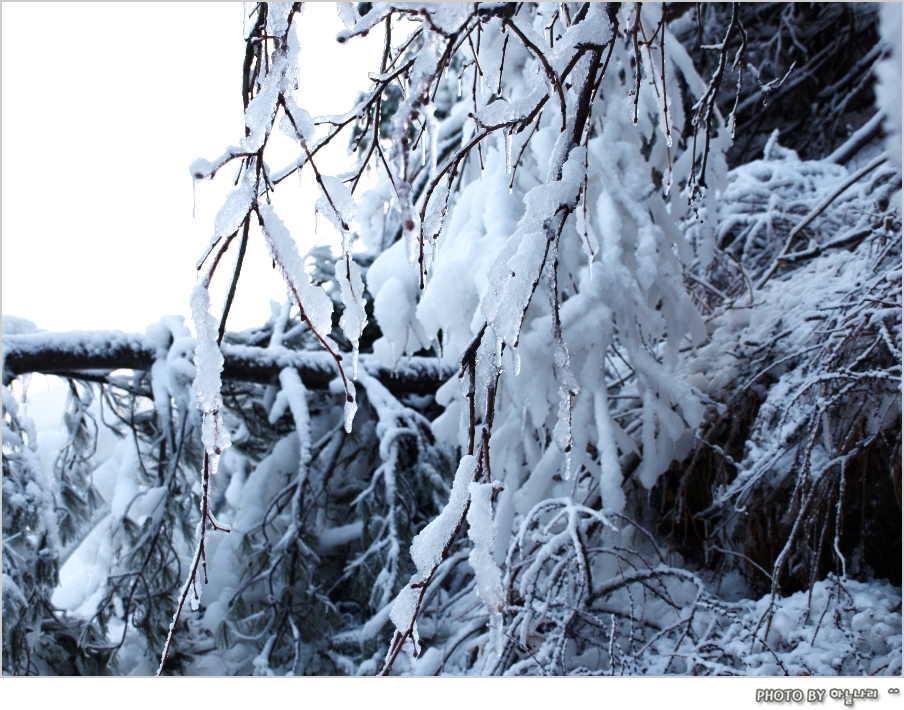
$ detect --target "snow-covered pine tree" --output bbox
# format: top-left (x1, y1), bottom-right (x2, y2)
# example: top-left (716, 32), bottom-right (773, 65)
top-left (3, 2), bottom-right (901, 676)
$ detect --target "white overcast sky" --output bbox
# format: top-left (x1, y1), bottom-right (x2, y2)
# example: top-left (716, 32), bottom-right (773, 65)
top-left (2, 2), bottom-right (385, 335)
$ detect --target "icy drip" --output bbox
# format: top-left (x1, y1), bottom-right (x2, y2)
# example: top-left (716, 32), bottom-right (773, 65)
top-left (561, 450), bottom-right (572, 481)
top-left (351, 343), bottom-right (359, 380)
top-left (511, 347), bottom-right (521, 376)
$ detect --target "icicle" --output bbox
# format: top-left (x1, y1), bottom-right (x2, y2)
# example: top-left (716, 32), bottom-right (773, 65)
top-left (343, 396), bottom-right (357, 433)
top-left (639, 390), bottom-right (658, 489)
top-left (352, 343), bottom-right (360, 380)
top-left (593, 384), bottom-right (627, 513)
top-left (434, 335), bottom-right (443, 362)
top-left (505, 130), bottom-right (513, 175)
top-left (190, 518), bottom-right (203, 610)
top-left (192, 177), bottom-right (200, 219)
top-left (512, 347), bottom-right (521, 376)
top-left (457, 76), bottom-right (462, 97)
top-left (561, 450), bottom-right (572, 481)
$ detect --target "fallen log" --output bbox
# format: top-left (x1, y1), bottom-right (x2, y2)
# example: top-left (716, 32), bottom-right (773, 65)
top-left (2, 331), bottom-right (454, 396)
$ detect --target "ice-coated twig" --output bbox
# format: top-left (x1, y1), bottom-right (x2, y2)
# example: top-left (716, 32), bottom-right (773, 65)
top-left (382, 454), bottom-right (479, 674)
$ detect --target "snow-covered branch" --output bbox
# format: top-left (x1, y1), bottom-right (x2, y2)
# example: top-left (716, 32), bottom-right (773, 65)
top-left (2, 331), bottom-right (453, 394)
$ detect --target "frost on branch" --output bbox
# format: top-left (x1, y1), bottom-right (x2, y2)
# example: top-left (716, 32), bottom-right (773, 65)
top-left (466, 480), bottom-right (504, 657)
top-left (335, 256), bottom-right (366, 377)
top-left (190, 285), bottom-right (231, 458)
top-left (257, 204), bottom-right (333, 339)
top-left (386, 454), bottom-right (477, 673)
